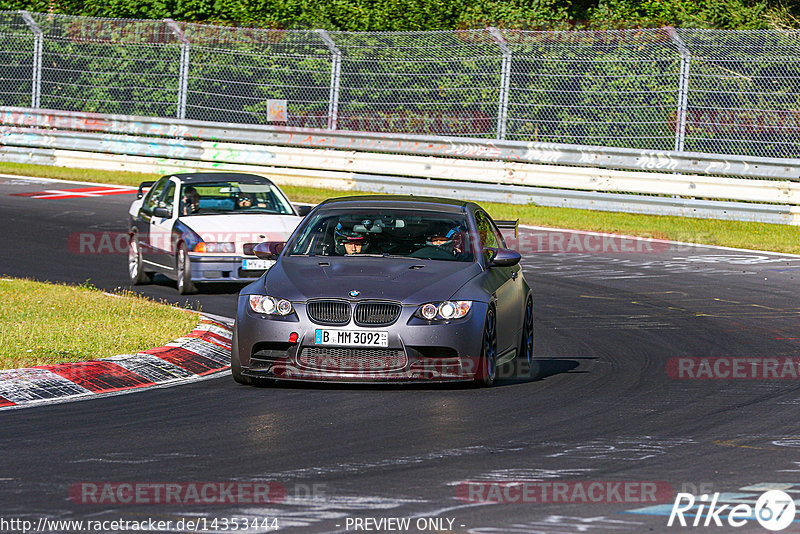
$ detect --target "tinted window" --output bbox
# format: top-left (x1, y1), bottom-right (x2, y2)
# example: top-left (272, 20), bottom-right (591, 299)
top-left (288, 209), bottom-right (474, 262)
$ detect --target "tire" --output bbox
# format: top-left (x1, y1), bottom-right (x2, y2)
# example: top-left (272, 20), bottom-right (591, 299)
top-left (176, 243), bottom-right (197, 295)
top-left (475, 306), bottom-right (498, 387)
top-left (231, 328), bottom-right (252, 385)
top-left (128, 236), bottom-right (152, 285)
top-left (231, 328), bottom-right (275, 387)
top-left (515, 296), bottom-right (539, 379)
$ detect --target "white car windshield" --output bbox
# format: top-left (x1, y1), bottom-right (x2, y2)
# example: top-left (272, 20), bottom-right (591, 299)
top-left (287, 209), bottom-right (474, 262)
top-left (180, 182), bottom-right (294, 215)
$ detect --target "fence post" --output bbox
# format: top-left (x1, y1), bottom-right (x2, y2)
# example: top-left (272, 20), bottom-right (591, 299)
top-left (20, 11), bottom-right (42, 109)
top-left (165, 19), bottom-right (190, 120)
top-left (667, 27), bottom-right (691, 153)
top-left (316, 29), bottom-right (341, 131)
top-left (488, 27), bottom-right (511, 140)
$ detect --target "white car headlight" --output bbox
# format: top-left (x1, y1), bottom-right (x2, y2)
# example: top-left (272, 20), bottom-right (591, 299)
top-left (249, 295), bottom-right (294, 316)
top-left (414, 301), bottom-right (472, 320)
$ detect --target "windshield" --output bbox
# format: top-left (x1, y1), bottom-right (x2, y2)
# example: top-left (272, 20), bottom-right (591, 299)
top-left (287, 209), bottom-right (474, 262)
top-left (179, 182), bottom-right (294, 216)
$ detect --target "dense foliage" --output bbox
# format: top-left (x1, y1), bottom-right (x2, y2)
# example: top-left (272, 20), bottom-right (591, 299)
top-left (0, 0), bottom-right (797, 30)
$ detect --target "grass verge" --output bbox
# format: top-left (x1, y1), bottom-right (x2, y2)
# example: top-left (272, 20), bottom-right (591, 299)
top-left (2, 162), bottom-right (798, 255)
top-left (0, 277), bottom-right (200, 369)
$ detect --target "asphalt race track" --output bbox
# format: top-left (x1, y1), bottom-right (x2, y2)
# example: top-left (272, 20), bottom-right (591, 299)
top-left (2, 175), bottom-right (800, 533)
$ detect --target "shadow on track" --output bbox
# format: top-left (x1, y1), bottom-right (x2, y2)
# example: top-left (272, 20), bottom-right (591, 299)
top-left (228, 357), bottom-right (589, 391)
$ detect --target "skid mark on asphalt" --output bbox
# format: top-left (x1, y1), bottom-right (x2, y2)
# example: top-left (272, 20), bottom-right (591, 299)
top-left (556, 292), bottom-right (800, 324)
top-left (67, 452), bottom-right (200, 464)
top-left (714, 436), bottom-right (800, 452)
top-left (141, 495), bottom-right (428, 532)
top-left (467, 516), bottom-right (645, 533)
top-left (543, 437), bottom-right (694, 462)
top-left (445, 468), bottom-right (596, 484)
top-left (255, 445), bottom-right (527, 481)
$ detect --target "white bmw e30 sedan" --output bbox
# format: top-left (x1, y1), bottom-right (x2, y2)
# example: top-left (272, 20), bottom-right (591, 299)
top-left (128, 172), bottom-right (309, 294)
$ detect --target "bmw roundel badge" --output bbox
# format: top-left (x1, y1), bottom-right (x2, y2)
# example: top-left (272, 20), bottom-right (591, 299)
top-left (349, 290), bottom-right (360, 297)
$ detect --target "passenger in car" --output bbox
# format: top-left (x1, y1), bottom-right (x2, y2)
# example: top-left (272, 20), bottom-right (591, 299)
top-left (237, 193), bottom-right (254, 209)
top-left (181, 186), bottom-right (201, 215)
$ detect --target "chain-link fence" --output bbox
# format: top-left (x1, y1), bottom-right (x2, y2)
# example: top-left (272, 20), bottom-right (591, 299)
top-left (1, 12), bottom-right (799, 159)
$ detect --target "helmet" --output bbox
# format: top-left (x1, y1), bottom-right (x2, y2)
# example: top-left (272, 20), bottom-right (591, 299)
top-left (334, 223), bottom-right (368, 254)
top-left (335, 223), bottom-right (367, 244)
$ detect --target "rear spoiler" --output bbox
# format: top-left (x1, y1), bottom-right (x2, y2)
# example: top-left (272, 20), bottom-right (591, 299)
top-left (494, 219), bottom-right (519, 238)
top-left (137, 181), bottom-right (155, 199)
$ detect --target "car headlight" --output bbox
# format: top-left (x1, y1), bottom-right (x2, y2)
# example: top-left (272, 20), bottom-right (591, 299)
top-left (415, 301), bottom-right (472, 320)
top-left (194, 242), bottom-right (235, 253)
top-left (249, 295), bottom-right (294, 315)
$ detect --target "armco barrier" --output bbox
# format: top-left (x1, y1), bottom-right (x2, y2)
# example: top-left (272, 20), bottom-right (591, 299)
top-left (1, 107), bottom-right (799, 225)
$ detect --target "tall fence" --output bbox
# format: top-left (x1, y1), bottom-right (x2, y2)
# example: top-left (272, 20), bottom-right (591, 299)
top-left (0, 11), bottom-right (799, 159)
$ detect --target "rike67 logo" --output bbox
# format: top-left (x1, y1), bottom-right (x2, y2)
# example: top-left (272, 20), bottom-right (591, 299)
top-left (668, 489), bottom-right (796, 531)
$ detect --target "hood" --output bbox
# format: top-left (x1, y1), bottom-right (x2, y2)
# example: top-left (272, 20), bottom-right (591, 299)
top-left (262, 256), bottom-right (482, 304)
top-left (183, 214), bottom-right (301, 253)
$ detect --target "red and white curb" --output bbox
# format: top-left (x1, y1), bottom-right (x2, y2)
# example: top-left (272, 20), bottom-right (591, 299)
top-left (0, 316), bottom-right (232, 411)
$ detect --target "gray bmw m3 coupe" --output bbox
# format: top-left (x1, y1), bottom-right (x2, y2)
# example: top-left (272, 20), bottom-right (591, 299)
top-left (232, 195), bottom-right (534, 386)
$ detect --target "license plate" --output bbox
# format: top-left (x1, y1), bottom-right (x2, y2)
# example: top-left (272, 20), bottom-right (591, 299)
top-left (242, 259), bottom-right (275, 270)
top-left (315, 329), bottom-right (389, 347)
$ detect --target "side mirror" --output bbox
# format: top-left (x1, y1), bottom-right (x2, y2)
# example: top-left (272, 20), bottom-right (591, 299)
top-left (296, 205), bottom-right (313, 217)
top-left (137, 181), bottom-right (155, 199)
top-left (485, 247), bottom-right (521, 267)
top-left (152, 206), bottom-right (172, 219)
top-left (254, 241), bottom-right (285, 260)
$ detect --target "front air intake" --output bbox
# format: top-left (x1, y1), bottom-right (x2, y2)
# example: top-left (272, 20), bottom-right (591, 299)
top-left (307, 300), bottom-right (351, 325)
top-left (354, 301), bottom-right (401, 326)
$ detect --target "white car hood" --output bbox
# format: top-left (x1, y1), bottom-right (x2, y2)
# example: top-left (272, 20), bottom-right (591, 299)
top-left (182, 214), bottom-right (301, 252)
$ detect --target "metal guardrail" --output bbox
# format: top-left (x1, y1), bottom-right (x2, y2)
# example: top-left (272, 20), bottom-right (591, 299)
top-left (1, 107), bottom-right (799, 181)
top-left (0, 107), bottom-right (798, 225)
top-left (3, 144), bottom-right (798, 226)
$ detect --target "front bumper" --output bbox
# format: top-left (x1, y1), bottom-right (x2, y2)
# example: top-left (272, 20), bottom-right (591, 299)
top-left (188, 254), bottom-right (271, 282)
top-left (235, 296), bottom-right (488, 383)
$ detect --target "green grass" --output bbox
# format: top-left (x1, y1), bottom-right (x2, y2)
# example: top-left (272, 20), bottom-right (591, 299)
top-left (0, 278), bottom-right (200, 369)
top-left (2, 162), bottom-right (798, 254)
top-left (0, 162), bottom-right (161, 187)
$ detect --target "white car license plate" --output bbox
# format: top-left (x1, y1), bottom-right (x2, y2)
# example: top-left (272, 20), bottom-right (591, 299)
top-left (242, 259), bottom-right (275, 270)
top-left (315, 329), bottom-right (388, 347)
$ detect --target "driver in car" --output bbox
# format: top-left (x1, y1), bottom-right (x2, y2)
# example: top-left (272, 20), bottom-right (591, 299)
top-left (181, 186), bottom-right (200, 215)
top-left (412, 225), bottom-right (464, 259)
top-left (335, 225), bottom-right (369, 255)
